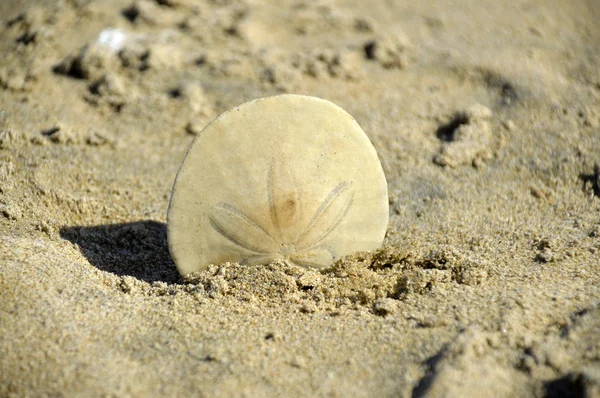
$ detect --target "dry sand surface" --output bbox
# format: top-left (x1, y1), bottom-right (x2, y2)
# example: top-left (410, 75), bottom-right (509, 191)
top-left (1, 0), bottom-right (600, 396)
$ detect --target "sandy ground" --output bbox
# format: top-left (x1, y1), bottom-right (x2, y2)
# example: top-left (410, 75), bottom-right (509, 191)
top-left (1, 0), bottom-right (600, 396)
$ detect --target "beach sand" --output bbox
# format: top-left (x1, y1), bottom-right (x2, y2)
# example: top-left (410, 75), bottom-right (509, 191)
top-left (1, 0), bottom-right (599, 396)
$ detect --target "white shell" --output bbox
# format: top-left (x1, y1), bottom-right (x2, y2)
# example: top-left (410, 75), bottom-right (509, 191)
top-left (168, 94), bottom-right (388, 275)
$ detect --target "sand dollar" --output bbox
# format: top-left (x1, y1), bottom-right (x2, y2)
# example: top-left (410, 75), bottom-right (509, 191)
top-left (168, 94), bottom-right (388, 275)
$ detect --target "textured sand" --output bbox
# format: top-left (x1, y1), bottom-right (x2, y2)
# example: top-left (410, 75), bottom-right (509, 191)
top-left (1, 0), bottom-right (599, 396)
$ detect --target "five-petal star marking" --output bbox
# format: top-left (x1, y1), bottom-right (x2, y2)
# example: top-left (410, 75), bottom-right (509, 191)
top-left (209, 158), bottom-right (354, 268)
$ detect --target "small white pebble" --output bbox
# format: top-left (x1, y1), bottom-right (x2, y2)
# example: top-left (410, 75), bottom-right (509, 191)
top-left (97, 28), bottom-right (128, 52)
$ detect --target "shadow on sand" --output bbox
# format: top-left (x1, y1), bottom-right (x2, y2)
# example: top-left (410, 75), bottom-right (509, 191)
top-left (60, 220), bottom-right (181, 284)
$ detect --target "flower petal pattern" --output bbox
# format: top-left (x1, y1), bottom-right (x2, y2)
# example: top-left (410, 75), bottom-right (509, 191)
top-left (209, 202), bottom-right (279, 254)
top-left (267, 158), bottom-right (301, 244)
top-left (295, 181), bottom-right (354, 251)
top-left (210, 157), bottom-right (354, 268)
